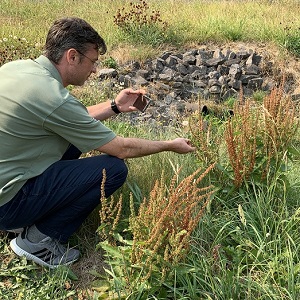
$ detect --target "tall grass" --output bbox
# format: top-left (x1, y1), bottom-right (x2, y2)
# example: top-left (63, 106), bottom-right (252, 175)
top-left (180, 178), bottom-right (300, 299)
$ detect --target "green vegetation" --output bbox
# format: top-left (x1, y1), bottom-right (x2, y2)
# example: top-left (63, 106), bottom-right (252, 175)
top-left (1, 1), bottom-right (300, 299)
top-left (1, 0), bottom-right (300, 63)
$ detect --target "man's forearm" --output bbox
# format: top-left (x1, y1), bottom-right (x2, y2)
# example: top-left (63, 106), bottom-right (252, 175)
top-left (120, 138), bottom-right (172, 158)
top-left (87, 100), bottom-right (115, 121)
top-left (97, 136), bottom-right (195, 159)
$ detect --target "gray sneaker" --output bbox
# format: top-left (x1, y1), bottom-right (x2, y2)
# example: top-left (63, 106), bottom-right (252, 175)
top-left (10, 230), bottom-right (80, 269)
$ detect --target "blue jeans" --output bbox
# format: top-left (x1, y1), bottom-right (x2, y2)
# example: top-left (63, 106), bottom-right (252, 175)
top-left (0, 146), bottom-right (128, 242)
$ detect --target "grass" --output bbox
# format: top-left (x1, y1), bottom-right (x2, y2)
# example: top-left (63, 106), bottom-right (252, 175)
top-left (0, 232), bottom-right (78, 299)
top-left (1, 0), bottom-right (300, 62)
top-left (187, 180), bottom-right (300, 299)
top-left (1, 0), bottom-right (300, 299)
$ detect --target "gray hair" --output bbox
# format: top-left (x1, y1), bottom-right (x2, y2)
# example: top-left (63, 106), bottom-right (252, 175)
top-left (44, 17), bottom-right (106, 64)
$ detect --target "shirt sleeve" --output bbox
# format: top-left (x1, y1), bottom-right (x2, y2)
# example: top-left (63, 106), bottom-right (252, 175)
top-left (43, 96), bottom-right (116, 153)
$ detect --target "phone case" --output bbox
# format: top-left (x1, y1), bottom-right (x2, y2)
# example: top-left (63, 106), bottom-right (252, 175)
top-left (133, 95), bottom-right (152, 112)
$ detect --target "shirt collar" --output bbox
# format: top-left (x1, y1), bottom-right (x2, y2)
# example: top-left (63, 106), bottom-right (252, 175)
top-left (35, 55), bottom-right (63, 85)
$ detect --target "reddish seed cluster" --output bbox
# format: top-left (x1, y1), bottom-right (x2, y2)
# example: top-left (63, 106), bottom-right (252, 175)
top-left (129, 165), bottom-right (215, 280)
top-left (224, 77), bottom-right (299, 187)
top-left (113, 0), bottom-right (167, 31)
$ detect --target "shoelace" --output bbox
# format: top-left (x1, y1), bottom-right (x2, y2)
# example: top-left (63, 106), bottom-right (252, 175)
top-left (41, 237), bottom-right (67, 257)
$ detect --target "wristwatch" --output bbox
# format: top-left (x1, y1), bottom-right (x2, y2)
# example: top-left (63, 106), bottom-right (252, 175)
top-left (111, 99), bottom-right (121, 114)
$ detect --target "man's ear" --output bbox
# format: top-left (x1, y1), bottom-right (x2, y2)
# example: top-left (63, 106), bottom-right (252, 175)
top-left (66, 48), bottom-right (78, 65)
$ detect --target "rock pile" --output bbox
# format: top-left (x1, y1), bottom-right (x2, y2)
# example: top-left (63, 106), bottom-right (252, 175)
top-left (98, 46), bottom-right (298, 126)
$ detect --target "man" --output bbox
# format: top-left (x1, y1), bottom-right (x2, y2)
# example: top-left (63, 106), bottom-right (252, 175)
top-left (0, 17), bottom-right (195, 268)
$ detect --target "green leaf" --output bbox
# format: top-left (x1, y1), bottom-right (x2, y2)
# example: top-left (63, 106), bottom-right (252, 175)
top-left (91, 280), bottom-right (110, 292)
top-left (288, 145), bottom-right (300, 156)
top-left (55, 266), bottom-right (78, 281)
top-left (100, 242), bottom-right (124, 259)
top-left (215, 163), bottom-right (233, 178)
top-left (113, 233), bottom-right (133, 245)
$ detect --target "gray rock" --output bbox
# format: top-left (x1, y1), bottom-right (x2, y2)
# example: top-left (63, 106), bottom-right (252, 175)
top-left (182, 54), bottom-right (196, 65)
top-left (131, 75), bottom-right (149, 86)
top-left (99, 46), bottom-right (296, 127)
top-left (248, 78), bottom-right (263, 90)
top-left (222, 88), bottom-right (239, 100)
top-left (98, 68), bottom-right (118, 79)
top-left (245, 65), bottom-right (261, 75)
top-left (209, 85), bottom-right (222, 94)
top-left (229, 64), bottom-right (242, 79)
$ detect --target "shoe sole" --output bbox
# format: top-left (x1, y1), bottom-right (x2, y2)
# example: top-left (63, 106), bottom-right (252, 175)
top-left (10, 238), bottom-right (78, 269)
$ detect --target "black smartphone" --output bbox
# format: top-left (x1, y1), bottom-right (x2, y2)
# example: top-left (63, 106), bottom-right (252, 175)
top-left (133, 94), bottom-right (152, 112)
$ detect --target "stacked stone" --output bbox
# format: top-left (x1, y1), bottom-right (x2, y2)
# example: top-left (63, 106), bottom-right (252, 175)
top-left (97, 47), bottom-right (297, 126)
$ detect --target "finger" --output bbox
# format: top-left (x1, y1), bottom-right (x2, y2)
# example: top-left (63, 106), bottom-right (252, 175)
top-left (128, 89), bottom-right (146, 96)
top-left (128, 105), bottom-right (139, 111)
top-left (186, 139), bottom-right (196, 150)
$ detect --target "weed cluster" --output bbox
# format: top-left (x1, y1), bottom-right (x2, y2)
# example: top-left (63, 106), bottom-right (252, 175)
top-left (130, 165), bottom-right (215, 278)
top-left (262, 81), bottom-right (298, 176)
top-left (189, 102), bottom-right (225, 167)
top-left (190, 79), bottom-right (299, 190)
top-left (225, 99), bottom-right (259, 188)
top-left (97, 170), bottom-right (123, 244)
top-left (97, 165), bottom-right (215, 298)
top-left (113, 0), bottom-right (169, 46)
top-left (113, 0), bottom-right (167, 33)
top-left (227, 81), bottom-right (298, 188)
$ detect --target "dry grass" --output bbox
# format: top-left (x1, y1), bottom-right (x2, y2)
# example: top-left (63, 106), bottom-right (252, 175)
top-left (70, 250), bottom-right (107, 292)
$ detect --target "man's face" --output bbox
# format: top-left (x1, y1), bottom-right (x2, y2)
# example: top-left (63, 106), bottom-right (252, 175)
top-left (70, 47), bottom-right (99, 86)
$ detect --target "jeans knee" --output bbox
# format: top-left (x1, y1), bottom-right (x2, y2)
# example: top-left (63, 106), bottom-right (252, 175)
top-left (102, 156), bottom-right (128, 197)
top-left (120, 159), bottom-right (128, 177)
top-left (110, 156), bottom-right (128, 183)
top-left (116, 158), bottom-right (128, 181)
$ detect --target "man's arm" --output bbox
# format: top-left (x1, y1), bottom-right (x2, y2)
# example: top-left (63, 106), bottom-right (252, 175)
top-left (87, 88), bottom-right (143, 121)
top-left (87, 100), bottom-right (116, 120)
top-left (97, 136), bottom-right (196, 159)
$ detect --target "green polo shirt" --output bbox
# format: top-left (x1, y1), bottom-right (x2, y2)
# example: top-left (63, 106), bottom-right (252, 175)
top-left (0, 55), bottom-right (116, 206)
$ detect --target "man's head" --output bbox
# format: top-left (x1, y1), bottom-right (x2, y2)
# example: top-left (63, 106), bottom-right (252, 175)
top-left (44, 17), bottom-right (106, 64)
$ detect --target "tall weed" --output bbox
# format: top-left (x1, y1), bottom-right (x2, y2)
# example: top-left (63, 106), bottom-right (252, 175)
top-left (112, 0), bottom-right (179, 46)
top-left (96, 165), bottom-right (215, 298)
top-left (190, 80), bottom-right (299, 191)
